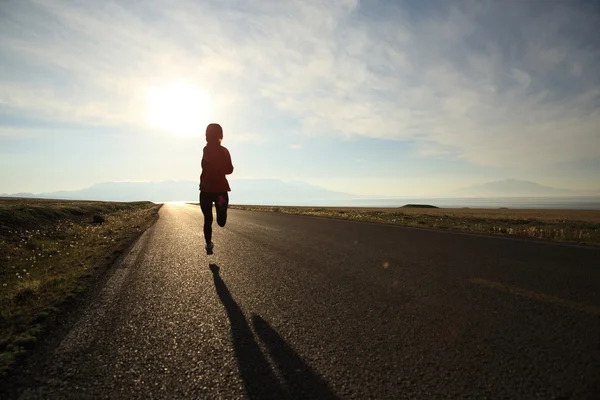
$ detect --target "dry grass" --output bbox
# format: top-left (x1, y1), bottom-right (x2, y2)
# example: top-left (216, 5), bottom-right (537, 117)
top-left (230, 205), bottom-right (600, 246)
top-left (0, 198), bottom-right (161, 371)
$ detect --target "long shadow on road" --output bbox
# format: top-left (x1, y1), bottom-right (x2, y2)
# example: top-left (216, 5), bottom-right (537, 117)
top-left (210, 264), bottom-right (339, 400)
top-left (252, 315), bottom-right (339, 399)
top-left (210, 263), bottom-right (286, 399)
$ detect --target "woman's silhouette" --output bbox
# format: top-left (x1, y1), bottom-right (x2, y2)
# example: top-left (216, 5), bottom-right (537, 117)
top-left (199, 123), bottom-right (234, 255)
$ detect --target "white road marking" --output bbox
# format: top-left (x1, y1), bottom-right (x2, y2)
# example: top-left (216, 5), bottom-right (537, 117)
top-left (470, 278), bottom-right (600, 316)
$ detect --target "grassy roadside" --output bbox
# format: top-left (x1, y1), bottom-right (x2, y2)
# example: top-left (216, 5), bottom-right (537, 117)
top-left (230, 205), bottom-right (600, 246)
top-left (0, 198), bottom-right (162, 372)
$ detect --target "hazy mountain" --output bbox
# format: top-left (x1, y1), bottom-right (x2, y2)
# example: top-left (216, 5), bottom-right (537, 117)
top-left (4, 178), bottom-right (599, 207)
top-left (450, 178), bottom-right (599, 197)
top-left (1, 179), bottom-right (357, 205)
top-left (228, 179), bottom-right (357, 205)
top-left (4, 192), bottom-right (41, 199)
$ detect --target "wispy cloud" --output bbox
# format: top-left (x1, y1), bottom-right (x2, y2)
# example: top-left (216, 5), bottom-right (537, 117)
top-left (1, 0), bottom-right (599, 169)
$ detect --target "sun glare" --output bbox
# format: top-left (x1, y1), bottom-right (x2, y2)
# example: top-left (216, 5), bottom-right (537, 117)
top-left (145, 81), bottom-right (210, 137)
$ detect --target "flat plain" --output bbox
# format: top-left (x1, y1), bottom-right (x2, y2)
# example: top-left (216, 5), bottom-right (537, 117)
top-left (230, 204), bottom-right (600, 246)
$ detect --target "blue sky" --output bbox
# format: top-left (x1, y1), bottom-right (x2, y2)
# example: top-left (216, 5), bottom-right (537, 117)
top-left (1, 0), bottom-right (599, 197)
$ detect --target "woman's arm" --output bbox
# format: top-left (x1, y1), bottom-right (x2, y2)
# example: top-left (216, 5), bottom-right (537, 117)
top-left (222, 147), bottom-right (234, 175)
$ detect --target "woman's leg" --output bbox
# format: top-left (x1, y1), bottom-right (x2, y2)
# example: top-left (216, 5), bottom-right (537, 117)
top-left (215, 192), bottom-right (229, 227)
top-left (199, 192), bottom-right (214, 244)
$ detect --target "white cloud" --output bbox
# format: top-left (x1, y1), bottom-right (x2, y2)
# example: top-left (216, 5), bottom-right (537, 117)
top-left (0, 125), bottom-right (53, 139)
top-left (226, 131), bottom-right (267, 145)
top-left (0, 0), bottom-right (599, 169)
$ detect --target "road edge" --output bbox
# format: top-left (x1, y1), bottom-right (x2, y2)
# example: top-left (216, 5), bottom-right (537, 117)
top-left (0, 204), bottom-right (163, 397)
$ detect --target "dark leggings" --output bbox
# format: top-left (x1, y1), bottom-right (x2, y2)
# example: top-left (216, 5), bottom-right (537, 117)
top-left (200, 192), bottom-right (229, 244)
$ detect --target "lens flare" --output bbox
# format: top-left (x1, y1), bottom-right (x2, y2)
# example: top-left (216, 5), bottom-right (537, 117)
top-left (382, 261), bottom-right (390, 269)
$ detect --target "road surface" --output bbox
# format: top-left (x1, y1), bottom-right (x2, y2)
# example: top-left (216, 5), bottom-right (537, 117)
top-left (4, 204), bottom-right (600, 399)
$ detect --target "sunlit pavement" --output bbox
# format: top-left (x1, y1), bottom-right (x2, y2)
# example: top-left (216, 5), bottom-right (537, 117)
top-left (5, 204), bottom-right (600, 399)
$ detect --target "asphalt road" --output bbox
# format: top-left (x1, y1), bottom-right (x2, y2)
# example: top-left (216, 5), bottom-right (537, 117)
top-left (5, 204), bottom-right (600, 399)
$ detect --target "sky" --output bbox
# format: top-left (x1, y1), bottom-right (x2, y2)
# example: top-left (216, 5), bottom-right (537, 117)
top-left (1, 0), bottom-right (599, 197)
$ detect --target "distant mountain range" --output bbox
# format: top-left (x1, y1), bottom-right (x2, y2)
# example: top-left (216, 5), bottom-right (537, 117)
top-left (450, 179), bottom-right (600, 197)
top-left (2, 178), bottom-right (599, 206)
top-left (1, 179), bottom-right (357, 205)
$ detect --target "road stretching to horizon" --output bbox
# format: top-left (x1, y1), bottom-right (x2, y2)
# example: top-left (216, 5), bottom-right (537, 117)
top-left (4, 204), bottom-right (600, 399)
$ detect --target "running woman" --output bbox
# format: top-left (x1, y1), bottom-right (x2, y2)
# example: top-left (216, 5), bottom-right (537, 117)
top-left (199, 123), bottom-right (234, 255)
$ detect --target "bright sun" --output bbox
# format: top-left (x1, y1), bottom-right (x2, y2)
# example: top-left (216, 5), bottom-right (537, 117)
top-left (145, 81), bottom-right (210, 137)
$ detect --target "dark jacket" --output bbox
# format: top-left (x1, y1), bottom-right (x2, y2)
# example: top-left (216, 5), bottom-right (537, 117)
top-left (200, 144), bottom-right (234, 192)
